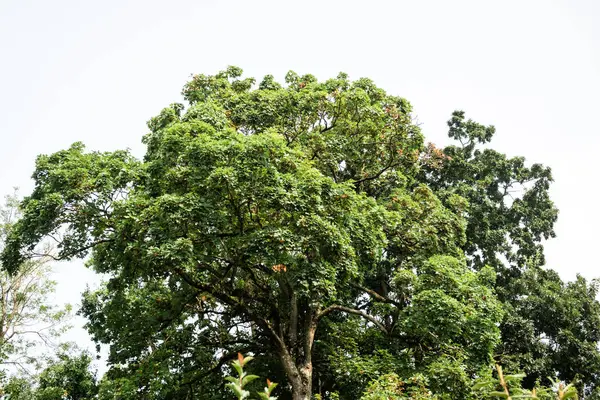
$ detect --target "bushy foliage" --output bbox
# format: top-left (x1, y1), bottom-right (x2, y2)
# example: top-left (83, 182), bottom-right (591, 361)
top-left (1, 67), bottom-right (596, 400)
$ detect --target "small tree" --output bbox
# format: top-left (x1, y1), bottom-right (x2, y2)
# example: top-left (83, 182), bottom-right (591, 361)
top-left (225, 353), bottom-right (277, 400)
top-left (474, 365), bottom-right (578, 400)
top-left (35, 351), bottom-right (98, 400)
top-left (0, 194), bottom-right (71, 377)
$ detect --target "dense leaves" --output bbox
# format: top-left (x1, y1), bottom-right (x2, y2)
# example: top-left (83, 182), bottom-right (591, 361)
top-left (35, 352), bottom-right (98, 400)
top-left (1, 351), bottom-right (98, 400)
top-left (0, 67), bottom-right (596, 399)
top-left (420, 110), bottom-right (557, 270)
top-left (419, 112), bottom-right (600, 393)
top-left (497, 268), bottom-right (600, 392)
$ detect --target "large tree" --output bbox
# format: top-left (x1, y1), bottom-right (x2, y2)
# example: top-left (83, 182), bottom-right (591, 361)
top-left (1, 68), bottom-right (503, 399)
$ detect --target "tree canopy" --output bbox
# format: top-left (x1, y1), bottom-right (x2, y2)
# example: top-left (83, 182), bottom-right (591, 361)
top-left (1, 67), bottom-right (597, 399)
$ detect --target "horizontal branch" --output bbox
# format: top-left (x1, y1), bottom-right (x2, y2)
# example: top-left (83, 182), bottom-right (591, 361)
top-left (353, 161), bottom-right (401, 185)
top-left (351, 283), bottom-right (402, 307)
top-left (172, 267), bottom-right (288, 351)
top-left (31, 239), bottom-right (113, 261)
top-left (316, 305), bottom-right (388, 334)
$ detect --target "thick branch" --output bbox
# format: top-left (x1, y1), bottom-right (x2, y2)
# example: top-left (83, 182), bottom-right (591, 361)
top-left (31, 239), bottom-right (113, 261)
top-left (289, 291), bottom-right (298, 348)
top-left (353, 161), bottom-right (401, 185)
top-left (316, 305), bottom-right (388, 334)
top-left (351, 283), bottom-right (403, 307)
top-left (173, 267), bottom-right (288, 351)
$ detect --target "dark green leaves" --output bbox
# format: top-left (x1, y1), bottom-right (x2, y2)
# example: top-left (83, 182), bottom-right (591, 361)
top-left (1, 67), bottom-right (569, 399)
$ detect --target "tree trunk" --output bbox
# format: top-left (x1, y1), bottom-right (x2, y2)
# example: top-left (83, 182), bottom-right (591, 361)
top-left (275, 303), bottom-right (317, 400)
top-left (280, 350), bottom-right (313, 400)
top-left (291, 363), bottom-right (312, 400)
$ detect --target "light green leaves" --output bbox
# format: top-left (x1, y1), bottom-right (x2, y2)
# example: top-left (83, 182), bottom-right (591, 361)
top-left (474, 365), bottom-right (579, 400)
top-left (226, 354), bottom-right (277, 400)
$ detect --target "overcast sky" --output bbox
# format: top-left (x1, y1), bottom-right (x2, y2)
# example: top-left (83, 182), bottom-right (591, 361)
top-left (1, 0), bottom-right (599, 373)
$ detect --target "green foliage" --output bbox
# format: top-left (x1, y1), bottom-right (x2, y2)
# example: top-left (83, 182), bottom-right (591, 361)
top-left (361, 373), bottom-right (436, 399)
top-left (497, 268), bottom-right (600, 391)
top-left (35, 352), bottom-right (97, 400)
top-left (420, 110), bottom-right (557, 270)
top-left (0, 67), bottom-right (584, 399)
top-left (225, 354), bottom-right (277, 400)
top-left (96, 376), bottom-right (139, 400)
top-left (0, 351), bottom-right (97, 400)
top-left (317, 256), bottom-right (501, 399)
top-left (474, 365), bottom-right (578, 400)
top-left (0, 193), bottom-right (72, 376)
top-left (419, 111), bottom-right (600, 394)
top-left (1, 376), bottom-right (35, 399)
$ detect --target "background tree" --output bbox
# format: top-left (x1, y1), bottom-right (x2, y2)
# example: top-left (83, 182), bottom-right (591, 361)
top-left (419, 112), bottom-right (600, 393)
top-left (1, 376), bottom-right (35, 400)
top-left (35, 351), bottom-right (97, 400)
top-left (0, 194), bottom-right (71, 378)
top-left (419, 110), bottom-right (557, 271)
top-left (0, 350), bottom-right (98, 400)
top-left (497, 269), bottom-right (600, 393)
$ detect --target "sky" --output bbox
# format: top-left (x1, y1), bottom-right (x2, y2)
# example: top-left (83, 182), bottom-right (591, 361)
top-left (0, 0), bottom-right (599, 375)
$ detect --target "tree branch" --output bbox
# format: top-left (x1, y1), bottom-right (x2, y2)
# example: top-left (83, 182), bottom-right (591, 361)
top-left (31, 239), bottom-right (113, 261)
top-left (351, 283), bottom-right (403, 307)
top-left (316, 305), bottom-right (388, 334)
top-left (353, 161), bottom-right (401, 185)
top-left (172, 267), bottom-right (288, 351)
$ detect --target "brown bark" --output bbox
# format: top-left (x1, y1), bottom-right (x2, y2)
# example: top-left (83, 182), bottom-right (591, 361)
top-left (289, 291), bottom-right (298, 347)
top-left (277, 307), bottom-right (317, 400)
top-left (279, 303), bottom-right (387, 399)
top-left (279, 349), bottom-right (313, 400)
top-left (293, 364), bottom-right (313, 400)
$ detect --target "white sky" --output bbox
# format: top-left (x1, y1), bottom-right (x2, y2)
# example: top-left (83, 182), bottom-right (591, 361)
top-left (1, 0), bottom-right (599, 374)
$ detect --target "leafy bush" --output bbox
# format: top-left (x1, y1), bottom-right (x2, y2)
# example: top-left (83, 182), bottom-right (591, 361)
top-left (474, 365), bottom-right (577, 400)
top-left (226, 354), bottom-right (277, 400)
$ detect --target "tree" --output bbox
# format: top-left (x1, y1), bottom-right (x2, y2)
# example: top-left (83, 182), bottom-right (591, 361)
top-left (35, 351), bottom-right (97, 400)
top-left (497, 268), bottom-right (600, 393)
top-left (1, 68), bottom-right (502, 399)
top-left (0, 350), bottom-right (98, 400)
top-left (0, 194), bottom-right (71, 377)
top-left (419, 110), bottom-right (558, 271)
top-left (1, 376), bottom-right (35, 400)
top-left (419, 112), bottom-right (600, 393)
